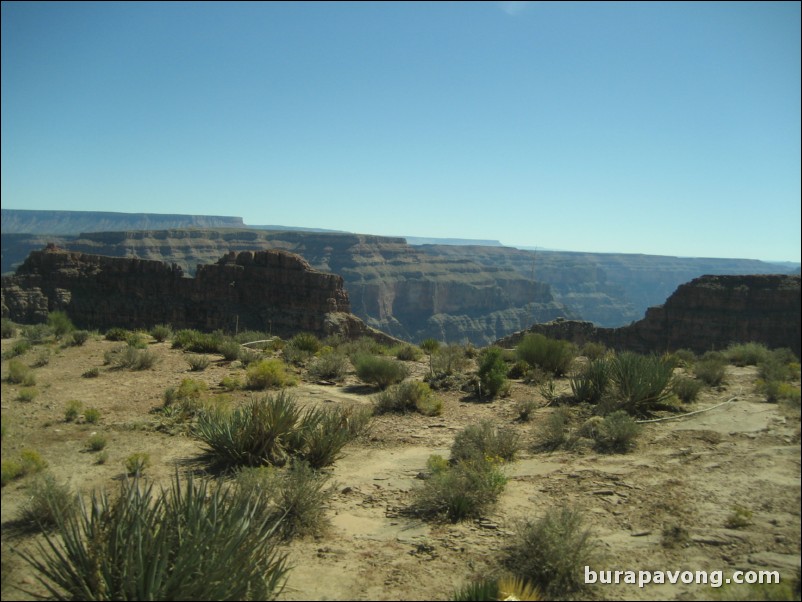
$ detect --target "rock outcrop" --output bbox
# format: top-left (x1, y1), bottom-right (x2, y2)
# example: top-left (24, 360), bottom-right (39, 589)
top-left (0, 246), bottom-right (393, 342)
top-left (496, 274), bottom-right (802, 357)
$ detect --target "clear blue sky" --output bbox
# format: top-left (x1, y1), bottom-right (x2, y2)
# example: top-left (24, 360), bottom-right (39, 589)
top-left (2, 1), bottom-right (800, 261)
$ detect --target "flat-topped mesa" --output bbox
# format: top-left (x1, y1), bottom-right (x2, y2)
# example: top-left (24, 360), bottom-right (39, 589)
top-left (496, 274), bottom-right (801, 357)
top-left (0, 246), bottom-right (381, 340)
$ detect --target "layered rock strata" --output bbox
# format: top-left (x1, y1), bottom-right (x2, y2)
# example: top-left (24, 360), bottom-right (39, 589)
top-left (496, 275), bottom-right (801, 357)
top-left (1, 246), bottom-right (390, 342)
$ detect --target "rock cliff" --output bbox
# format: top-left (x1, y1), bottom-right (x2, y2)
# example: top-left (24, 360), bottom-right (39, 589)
top-left (0, 246), bottom-right (390, 341)
top-left (496, 274), bottom-right (802, 357)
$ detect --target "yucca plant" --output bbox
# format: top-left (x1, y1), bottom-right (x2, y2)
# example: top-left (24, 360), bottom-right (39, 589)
top-left (608, 352), bottom-right (674, 416)
top-left (18, 473), bottom-right (289, 600)
top-left (570, 358), bottom-right (610, 404)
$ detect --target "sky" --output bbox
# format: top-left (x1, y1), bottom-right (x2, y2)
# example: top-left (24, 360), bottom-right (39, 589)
top-left (2, 1), bottom-right (800, 262)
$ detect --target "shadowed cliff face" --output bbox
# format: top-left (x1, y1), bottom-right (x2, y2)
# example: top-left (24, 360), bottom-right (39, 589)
top-left (0, 247), bottom-right (382, 341)
top-left (496, 275), bottom-right (802, 357)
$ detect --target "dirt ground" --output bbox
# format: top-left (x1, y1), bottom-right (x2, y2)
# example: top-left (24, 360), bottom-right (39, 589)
top-left (1, 334), bottom-right (800, 601)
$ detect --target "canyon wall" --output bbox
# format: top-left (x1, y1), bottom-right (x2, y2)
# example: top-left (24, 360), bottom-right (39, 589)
top-left (0, 246), bottom-right (385, 341)
top-left (496, 274), bottom-right (802, 357)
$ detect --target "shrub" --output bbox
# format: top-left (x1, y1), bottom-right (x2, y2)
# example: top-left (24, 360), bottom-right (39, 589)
top-left (126, 332), bottom-right (148, 349)
top-left (671, 348), bottom-right (697, 367)
top-left (149, 324), bottom-right (173, 342)
top-left (725, 342), bottom-right (770, 366)
top-left (307, 351), bottom-right (349, 382)
top-left (374, 381), bottom-right (442, 416)
top-left (288, 332), bottom-right (321, 354)
top-left (104, 327), bottom-right (130, 341)
top-left (124, 452), bottom-right (150, 476)
top-left (82, 367), bottom-right (100, 378)
top-left (477, 347), bottom-right (509, 399)
top-left (592, 411), bottom-right (641, 453)
top-left (608, 352), bottom-right (674, 416)
top-left (195, 392), bottom-right (361, 469)
top-left (86, 433), bottom-right (108, 451)
top-left (431, 344), bottom-right (469, 376)
top-left (64, 400), bottom-right (83, 422)
top-left (516, 333), bottom-right (575, 376)
top-left (694, 356), bottom-right (727, 387)
top-left (580, 342), bottom-right (608, 361)
top-left (534, 407), bottom-right (573, 452)
top-left (504, 506), bottom-right (598, 598)
top-left (104, 345), bottom-right (157, 370)
top-left (7, 359), bottom-right (35, 385)
top-left (32, 348), bottom-right (52, 367)
top-left (759, 350), bottom-right (798, 383)
top-left (234, 461), bottom-right (334, 540)
top-left (218, 340), bottom-right (242, 361)
top-left (672, 375), bottom-right (703, 403)
top-left (1, 318), bottom-right (17, 339)
top-left (724, 505), bottom-right (753, 529)
top-left (18, 473), bottom-right (289, 601)
top-left (47, 311), bottom-right (75, 338)
top-left (759, 380), bottom-right (801, 406)
top-left (68, 330), bottom-right (90, 346)
top-left (413, 455), bottom-right (507, 522)
top-left (451, 420), bottom-right (519, 463)
top-left (172, 329), bottom-right (224, 353)
top-left (18, 473), bottom-right (78, 530)
top-left (570, 358), bottom-right (610, 404)
top-left (20, 449), bottom-right (48, 475)
top-left (515, 399), bottom-right (538, 422)
top-left (83, 408), bottom-right (101, 424)
top-left (2, 460), bottom-right (24, 487)
top-left (395, 344), bottom-right (422, 361)
top-left (5, 339), bottom-right (31, 359)
top-left (23, 323), bottom-right (53, 344)
top-left (187, 354), bottom-right (211, 371)
top-left (246, 359), bottom-right (298, 389)
top-left (17, 387), bottom-right (38, 402)
top-left (453, 577), bottom-right (540, 602)
top-left (220, 375), bottom-right (242, 391)
top-left (354, 354), bottom-right (409, 389)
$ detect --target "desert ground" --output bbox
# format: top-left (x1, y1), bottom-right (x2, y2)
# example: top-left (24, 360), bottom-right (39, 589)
top-left (1, 331), bottom-right (800, 601)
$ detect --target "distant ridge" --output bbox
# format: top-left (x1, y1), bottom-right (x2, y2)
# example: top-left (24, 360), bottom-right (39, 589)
top-left (1, 209), bottom-right (244, 235)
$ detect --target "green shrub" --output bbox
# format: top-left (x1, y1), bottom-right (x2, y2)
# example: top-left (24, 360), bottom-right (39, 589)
top-left (451, 420), bottom-right (519, 463)
top-left (534, 407), bottom-right (573, 451)
top-left (724, 504), bottom-right (753, 529)
top-left (477, 347), bottom-right (509, 399)
top-left (195, 392), bottom-right (361, 469)
top-left (354, 354), bottom-right (409, 389)
top-left (187, 354), bottom-right (211, 371)
top-left (18, 473), bottom-right (289, 601)
top-left (503, 506), bottom-right (598, 598)
top-left (82, 367), bottom-right (100, 378)
top-left (95, 451), bottom-right (109, 465)
top-left (453, 577), bottom-right (540, 602)
top-left (694, 356), bottom-right (727, 387)
top-left (592, 411), bottom-right (641, 453)
top-left (516, 333), bottom-right (575, 376)
top-left (759, 350), bottom-right (798, 383)
top-left (395, 344), bottom-right (422, 361)
top-left (23, 323), bottom-right (53, 344)
top-left (234, 461), bottom-right (334, 540)
top-left (104, 345), bottom-right (157, 370)
top-left (17, 387), bottom-right (38, 402)
top-left (672, 375), bottom-right (703, 403)
top-left (413, 455), bottom-right (507, 522)
top-left (64, 400), bottom-right (83, 422)
top-left (149, 324), bottom-right (173, 342)
top-left (758, 379), bottom-right (801, 405)
top-left (288, 332), bottom-right (321, 354)
top-left (5, 339), bottom-right (31, 359)
top-left (431, 344), bottom-right (470, 376)
top-left (17, 449), bottom-right (48, 476)
top-left (374, 381), bottom-right (442, 416)
top-left (83, 408), bottom-right (101, 424)
top-left (246, 359), bottom-right (298, 389)
top-left (47, 311), bottom-right (75, 338)
top-left (124, 452), bottom-right (150, 476)
top-left (220, 375), bottom-right (242, 391)
top-left (18, 473), bottom-right (78, 530)
top-left (104, 327), bottom-right (130, 341)
top-left (32, 348), bottom-right (51, 367)
top-left (671, 348), bottom-right (697, 367)
top-left (1, 460), bottom-right (24, 487)
top-left (1, 318), bottom-right (17, 339)
top-left (218, 340), bottom-right (242, 361)
top-left (68, 330), bottom-right (90, 346)
top-left (86, 433), bottom-right (108, 452)
top-left (307, 351), bottom-right (349, 382)
top-left (725, 342), bottom-right (770, 366)
top-left (7, 359), bottom-right (36, 385)
top-left (609, 352), bottom-right (674, 416)
top-left (172, 329), bottom-right (224, 353)
top-left (580, 342), bottom-right (608, 361)
top-left (570, 358), bottom-right (610, 404)
top-left (125, 332), bottom-right (148, 349)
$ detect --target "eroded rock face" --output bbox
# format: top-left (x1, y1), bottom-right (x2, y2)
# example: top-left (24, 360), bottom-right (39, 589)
top-left (496, 275), bottom-right (802, 357)
top-left (0, 246), bottom-right (385, 341)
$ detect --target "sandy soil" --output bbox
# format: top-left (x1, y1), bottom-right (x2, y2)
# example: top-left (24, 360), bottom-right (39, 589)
top-left (1, 335), bottom-right (799, 601)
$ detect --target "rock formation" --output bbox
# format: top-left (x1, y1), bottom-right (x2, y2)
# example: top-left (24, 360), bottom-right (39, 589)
top-left (0, 246), bottom-right (392, 342)
top-left (496, 274), bottom-right (802, 357)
